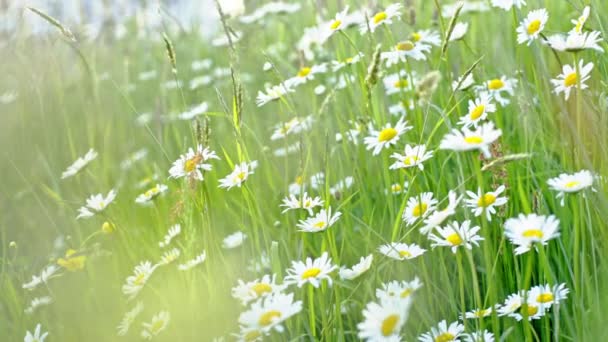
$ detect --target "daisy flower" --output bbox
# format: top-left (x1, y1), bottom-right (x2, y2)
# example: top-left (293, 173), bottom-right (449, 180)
top-left (462, 306), bottom-right (494, 319)
top-left (452, 73), bottom-right (475, 91)
top-left (285, 64), bottom-right (328, 88)
top-left (449, 22), bottom-right (469, 41)
top-left (491, 0), bottom-right (526, 11)
top-left (135, 184), bottom-right (168, 205)
top-left (516, 9), bottom-right (548, 45)
top-left (339, 254), bottom-right (374, 280)
top-left (420, 191), bottom-right (462, 235)
top-left (122, 261), bottom-right (157, 300)
top-left (332, 53), bottom-right (364, 71)
top-left (376, 278), bottom-right (423, 302)
top-left (570, 6), bottom-right (590, 34)
top-left (386, 182), bottom-right (409, 195)
top-left (141, 311), bottom-right (170, 340)
top-left (57, 249), bottom-right (86, 271)
top-left (547, 169), bottom-right (594, 205)
top-left (326, 6), bottom-right (350, 34)
top-left (238, 292), bottom-right (303, 335)
top-left (479, 76), bottom-right (516, 106)
top-left (360, 3), bottom-right (403, 33)
top-left (402, 192), bottom-right (438, 225)
top-left (528, 283), bottom-right (569, 308)
top-left (271, 116), bottom-right (314, 140)
top-left (464, 185), bottom-right (508, 221)
top-left (383, 71), bottom-right (416, 95)
top-left (280, 193), bottom-right (324, 214)
top-left (411, 29), bottom-right (441, 46)
top-left (25, 296), bottom-right (53, 315)
top-left (418, 320), bottom-right (465, 342)
top-left (23, 265), bottom-right (58, 291)
top-left (429, 220), bottom-right (484, 253)
top-left (547, 31), bottom-right (604, 53)
top-left (178, 251), bottom-right (207, 271)
top-left (381, 40), bottom-right (432, 66)
top-left (158, 248), bottom-right (180, 266)
top-left (117, 302), bottom-right (144, 336)
top-left (458, 94), bottom-right (497, 128)
top-left (550, 60), bottom-right (593, 100)
top-left (378, 242), bottom-right (427, 261)
top-left (168, 144), bottom-right (219, 181)
top-left (256, 83), bottom-right (294, 107)
top-left (439, 121), bottom-right (502, 159)
top-left (232, 274), bottom-right (288, 305)
top-left (506, 295), bottom-right (547, 321)
top-left (389, 144), bottom-right (433, 170)
top-left (496, 291), bottom-right (524, 317)
top-left (504, 213), bottom-right (560, 254)
top-left (219, 161), bottom-right (258, 190)
top-left (358, 297), bottom-right (412, 341)
top-left (330, 176), bottom-right (355, 198)
top-left (297, 207), bottom-right (341, 232)
top-left (284, 252), bottom-right (337, 288)
top-left (388, 100), bottom-right (415, 116)
top-left (159, 224), bottom-right (181, 248)
top-left (223, 231), bottom-right (247, 249)
top-left (61, 148), bottom-right (97, 179)
top-left (364, 117), bottom-right (412, 155)
top-left (24, 324), bottom-right (48, 342)
top-left (463, 330), bottom-right (495, 342)
top-left (76, 189), bottom-right (117, 219)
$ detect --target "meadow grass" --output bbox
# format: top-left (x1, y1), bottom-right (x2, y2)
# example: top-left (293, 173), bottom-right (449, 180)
top-left (2, 0), bottom-right (608, 341)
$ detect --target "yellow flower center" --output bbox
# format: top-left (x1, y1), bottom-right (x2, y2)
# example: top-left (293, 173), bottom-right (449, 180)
top-left (398, 250), bottom-right (412, 258)
top-left (400, 289), bottom-right (413, 298)
top-left (57, 250), bottom-right (86, 271)
top-left (477, 193), bottom-right (496, 207)
top-left (435, 333), bottom-right (456, 342)
top-left (470, 105), bottom-right (485, 120)
top-left (565, 181), bottom-right (580, 188)
top-left (564, 72), bottom-right (577, 87)
top-left (527, 19), bottom-right (542, 35)
top-left (378, 127), bottom-right (398, 142)
top-left (537, 293), bottom-right (554, 303)
top-left (313, 221), bottom-right (327, 229)
top-left (464, 136), bottom-right (483, 144)
top-left (404, 155), bottom-right (418, 165)
top-left (411, 32), bottom-right (421, 42)
top-left (184, 158), bottom-right (197, 173)
top-left (251, 283), bottom-right (273, 296)
top-left (522, 229), bottom-right (544, 239)
top-left (150, 320), bottom-right (165, 334)
top-left (391, 184), bottom-right (402, 193)
top-left (301, 267), bottom-right (321, 279)
top-left (381, 314), bottom-right (399, 336)
top-left (524, 305), bottom-right (538, 316)
top-left (298, 67), bottom-right (311, 77)
top-left (244, 330), bottom-right (262, 341)
top-left (295, 176), bottom-right (303, 185)
top-left (101, 221), bottom-right (115, 234)
top-left (446, 233), bottom-right (463, 246)
top-left (488, 79), bottom-right (504, 90)
top-left (133, 273), bottom-right (146, 286)
top-left (373, 11), bottom-right (387, 24)
top-left (412, 203), bottom-right (428, 217)
top-left (393, 79), bottom-right (409, 88)
top-left (330, 19), bottom-right (342, 30)
top-left (396, 41), bottom-right (415, 51)
top-left (259, 310), bottom-right (282, 326)
top-left (237, 171), bottom-right (247, 181)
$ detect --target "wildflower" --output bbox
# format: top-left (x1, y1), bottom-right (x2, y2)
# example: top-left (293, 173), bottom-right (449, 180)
top-left (297, 208), bottom-right (341, 233)
top-left (376, 278), bottom-right (423, 302)
top-left (285, 64), bottom-right (328, 88)
top-left (61, 148), bottom-right (97, 179)
top-left (240, 2), bottom-right (301, 24)
top-left (420, 191), bottom-right (462, 235)
top-left (25, 296), bottom-right (53, 315)
top-left (491, 0), bottom-right (526, 11)
top-left (24, 324), bottom-right (48, 342)
top-left (449, 22), bottom-right (469, 41)
top-left (528, 283), bottom-right (569, 308)
top-left (383, 71), bottom-right (416, 95)
top-left (332, 53), bottom-right (364, 71)
top-left (429, 220), bottom-right (484, 253)
top-left (238, 292), bottom-right (302, 335)
top-left (271, 116), bottom-right (314, 140)
top-left (411, 29), bottom-right (441, 46)
top-left (135, 184), bottom-right (168, 205)
top-left (119, 148), bottom-right (148, 170)
top-left (452, 73), bottom-right (475, 91)
top-left (122, 261), bottom-right (157, 299)
top-left (464, 185), bottom-right (508, 221)
top-left (359, 3), bottom-right (403, 33)
top-left (330, 176), bottom-right (355, 198)
top-left (364, 117), bottom-right (412, 155)
top-left (418, 320), bottom-right (465, 342)
top-left (478, 76), bottom-right (516, 106)
top-left (76, 189), bottom-right (117, 219)
top-left (387, 182), bottom-right (409, 195)
top-left (178, 251), bottom-right (207, 271)
top-left (389, 100), bottom-right (415, 116)
top-left (547, 31), bottom-right (603, 53)
top-left (280, 193), bottom-right (324, 214)
top-left (389, 144), bottom-right (433, 170)
top-left (256, 83), bottom-right (294, 107)
top-left (326, 6), bottom-right (350, 34)
top-left (284, 252), bottom-right (337, 288)
top-left (159, 224), bottom-right (181, 248)
top-left (57, 249), bottom-right (86, 271)
top-left (496, 291), bottom-right (525, 317)
top-left (168, 144), bottom-right (219, 181)
top-left (547, 169), bottom-right (594, 205)
top-left (439, 121), bottom-right (502, 159)
top-left (378, 242), bottom-right (427, 261)
top-left (516, 9), bottom-right (548, 45)
top-left (463, 330), bottom-right (495, 342)
top-left (550, 60), bottom-right (594, 100)
top-left (570, 6), bottom-right (590, 34)
top-left (403, 192), bottom-right (438, 225)
top-left (117, 302), bottom-right (144, 336)
top-left (232, 274), bottom-right (288, 305)
top-left (504, 213), bottom-right (560, 254)
top-left (381, 40), bottom-right (432, 66)
top-left (223, 231), bottom-right (247, 249)
top-left (158, 248), bottom-right (180, 265)
top-left (141, 311), bottom-right (170, 340)
top-left (219, 161), bottom-right (258, 190)
top-left (463, 306), bottom-right (494, 319)
top-left (458, 94), bottom-right (497, 128)
top-left (23, 265), bottom-right (58, 291)
top-left (358, 297), bottom-right (412, 341)
top-left (339, 254), bottom-right (374, 280)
